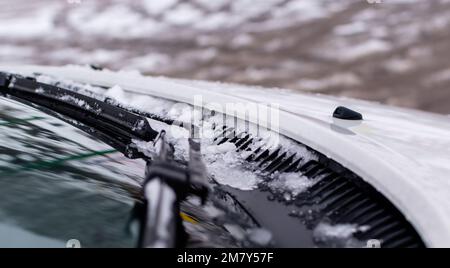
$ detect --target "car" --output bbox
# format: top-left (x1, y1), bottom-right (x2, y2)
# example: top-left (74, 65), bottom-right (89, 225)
top-left (1, 65), bottom-right (450, 248)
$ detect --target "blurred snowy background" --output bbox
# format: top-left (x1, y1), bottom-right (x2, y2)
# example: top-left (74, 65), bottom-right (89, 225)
top-left (1, 0), bottom-right (450, 113)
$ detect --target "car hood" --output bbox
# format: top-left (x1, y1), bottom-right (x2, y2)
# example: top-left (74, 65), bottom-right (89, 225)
top-left (3, 65), bottom-right (450, 247)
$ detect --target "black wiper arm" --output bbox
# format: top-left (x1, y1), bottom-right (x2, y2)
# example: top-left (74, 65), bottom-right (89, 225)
top-left (0, 72), bottom-right (158, 152)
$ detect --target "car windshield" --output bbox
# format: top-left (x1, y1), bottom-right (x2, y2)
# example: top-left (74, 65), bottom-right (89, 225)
top-left (0, 96), bottom-right (145, 248)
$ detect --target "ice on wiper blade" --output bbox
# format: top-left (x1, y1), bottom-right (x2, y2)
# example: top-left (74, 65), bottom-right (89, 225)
top-left (0, 72), bottom-right (158, 157)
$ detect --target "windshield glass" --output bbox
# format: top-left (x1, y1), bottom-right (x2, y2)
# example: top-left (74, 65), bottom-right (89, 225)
top-left (0, 96), bottom-right (145, 248)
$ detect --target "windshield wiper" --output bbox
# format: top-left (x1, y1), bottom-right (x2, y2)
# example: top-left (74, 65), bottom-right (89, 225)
top-left (135, 131), bottom-right (209, 248)
top-left (0, 72), bottom-right (213, 248)
top-left (0, 72), bottom-right (158, 157)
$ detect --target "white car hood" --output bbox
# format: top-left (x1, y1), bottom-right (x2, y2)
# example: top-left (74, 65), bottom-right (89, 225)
top-left (3, 65), bottom-right (450, 247)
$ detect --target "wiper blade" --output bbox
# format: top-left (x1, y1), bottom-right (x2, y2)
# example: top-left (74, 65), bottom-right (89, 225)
top-left (0, 72), bottom-right (158, 156)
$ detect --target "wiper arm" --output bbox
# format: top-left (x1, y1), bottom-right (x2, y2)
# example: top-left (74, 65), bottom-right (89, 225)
top-left (137, 131), bottom-right (209, 248)
top-left (0, 72), bottom-right (158, 156)
top-left (0, 72), bottom-right (212, 248)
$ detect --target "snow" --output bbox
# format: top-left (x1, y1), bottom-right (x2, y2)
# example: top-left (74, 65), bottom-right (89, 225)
top-left (46, 47), bottom-right (126, 67)
top-left (426, 69), bottom-right (450, 85)
top-left (132, 138), bottom-right (159, 159)
top-left (204, 142), bottom-right (262, 191)
top-left (313, 222), bottom-right (370, 248)
top-left (263, 39), bottom-right (284, 53)
top-left (223, 224), bottom-right (246, 241)
top-left (272, 1), bottom-right (327, 21)
top-left (0, 0), bottom-right (327, 41)
top-left (125, 53), bottom-right (171, 73)
top-left (195, 12), bottom-right (231, 31)
top-left (231, 0), bottom-right (282, 19)
top-left (81, 50), bottom-right (125, 66)
top-left (143, 0), bottom-right (178, 15)
top-left (58, 95), bottom-right (93, 111)
top-left (67, 3), bottom-right (164, 38)
top-left (334, 21), bottom-right (368, 36)
top-left (268, 173), bottom-right (317, 200)
top-left (246, 228), bottom-right (272, 246)
top-left (1, 0), bottom-right (449, 119)
top-left (125, 94), bottom-right (317, 193)
top-left (0, 3), bottom-right (61, 39)
top-left (296, 73), bottom-right (361, 91)
top-left (35, 74), bottom-right (106, 98)
top-left (230, 34), bottom-right (254, 48)
top-left (164, 4), bottom-right (203, 26)
top-left (352, 9), bottom-right (379, 22)
top-left (244, 68), bottom-right (274, 82)
top-left (315, 223), bottom-right (368, 238)
top-left (391, 0), bottom-right (421, 3)
top-left (0, 45), bottom-right (34, 58)
top-left (339, 40), bottom-right (392, 62)
top-left (195, 0), bottom-right (228, 11)
top-left (128, 95), bottom-right (176, 118)
top-left (384, 58), bottom-right (414, 74)
top-left (105, 85), bottom-right (128, 104)
top-left (167, 102), bottom-right (200, 124)
top-left (205, 142), bottom-right (236, 155)
top-left (7, 64), bottom-right (450, 247)
top-left (209, 163), bottom-right (261, 191)
top-left (33, 74), bottom-right (176, 121)
top-left (24, 69), bottom-right (321, 195)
